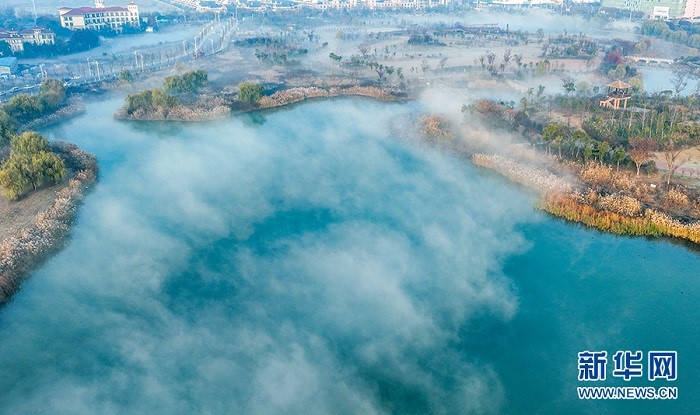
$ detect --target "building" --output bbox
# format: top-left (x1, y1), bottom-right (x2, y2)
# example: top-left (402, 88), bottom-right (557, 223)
top-left (0, 57), bottom-right (18, 76)
top-left (58, 0), bottom-right (140, 31)
top-left (684, 0), bottom-right (700, 18)
top-left (601, 0), bottom-right (693, 19)
top-left (221, 0), bottom-right (454, 10)
top-left (492, 0), bottom-right (563, 6)
top-left (0, 28), bottom-right (56, 53)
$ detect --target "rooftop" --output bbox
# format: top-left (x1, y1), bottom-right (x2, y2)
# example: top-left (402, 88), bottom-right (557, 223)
top-left (607, 80), bottom-right (631, 89)
top-left (0, 57), bottom-right (18, 66)
top-left (62, 6), bottom-right (130, 16)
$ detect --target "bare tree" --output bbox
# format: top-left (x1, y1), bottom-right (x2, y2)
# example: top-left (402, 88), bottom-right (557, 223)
top-left (629, 136), bottom-right (655, 176)
top-left (671, 66), bottom-right (688, 97)
top-left (357, 43), bottom-right (369, 58)
top-left (660, 133), bottom-right (690, 185)
top-left (421, 59), bottom-right (430, 74)
top-left (503, 48), bottom-right (511, 67)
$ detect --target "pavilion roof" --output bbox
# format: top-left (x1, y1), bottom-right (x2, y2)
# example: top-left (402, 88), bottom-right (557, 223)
top-left (607, 80), bottom-right (631, 89)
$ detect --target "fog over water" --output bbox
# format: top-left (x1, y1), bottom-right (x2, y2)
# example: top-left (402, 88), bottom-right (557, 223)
top-left (0, 97), bottom-right (697, 414)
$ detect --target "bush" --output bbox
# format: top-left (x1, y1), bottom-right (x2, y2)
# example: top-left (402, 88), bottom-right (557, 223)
top-left (124, 89), bottom-right (178, 115)
top-left (238, 82), bottom-right (264, 106)
top-left (163, 70), bottom-right (208, 94)
top-left (0, 132), bottom-right (66, 200)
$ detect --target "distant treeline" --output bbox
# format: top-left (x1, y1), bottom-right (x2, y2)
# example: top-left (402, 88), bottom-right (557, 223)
top-left (641, 20), bottom-right (700, 50)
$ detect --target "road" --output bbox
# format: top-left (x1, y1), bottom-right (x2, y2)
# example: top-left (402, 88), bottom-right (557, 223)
top-left (0, 17), bottom-right (239, 101)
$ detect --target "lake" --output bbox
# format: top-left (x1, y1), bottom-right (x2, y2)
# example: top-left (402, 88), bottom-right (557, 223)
top-left (0, 96), bottom-right (697, 414)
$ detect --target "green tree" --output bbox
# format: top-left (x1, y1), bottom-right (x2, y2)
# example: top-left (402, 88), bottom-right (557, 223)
top-left (151, 88), bottom-right (178, 108)
top-left (542, 123), bottom-right (566, 155)
top-left (4, 93), bottom-right (45, 122)
top-left (39, 78), bottom-right (66, 108)
top-left (611, 146), bottom-right (627, 170)
top-left (0, 109), bottom-right (13, 145)
top-left (628, 76), bottom-right (644, 94)
top-left (0, 131), bottom-right (65, 199)
top-left (119, 69), bottom-right (134, 83)
top-left (238, 82), bottom-right (264, 106)
top-left (0, 156), bottom-right (31, 200)
top-left (12, 131), bottom-right (49, 155)
top-left (595, 141), bottom-right (610, 163)
top-left (583, 140), bottom-right (595, 163)
top-left (30, 151), bottom-right (66, 190)
top-left (163, 70), bottom-right (208, 94)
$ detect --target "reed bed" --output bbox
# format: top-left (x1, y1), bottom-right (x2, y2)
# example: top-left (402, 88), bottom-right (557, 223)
top-left (258, 86), bottom-right (398, 109)
top-left (419, 115), bottom-right (454, 141)
top-left (0, 143), bottom-right (98, 304)
top-left (114, 96), bottom-right (230, 121)
top-left (541, 193), bottom-right (700, 244)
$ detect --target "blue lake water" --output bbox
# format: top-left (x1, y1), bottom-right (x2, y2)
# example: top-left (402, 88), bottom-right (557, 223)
top-left (0, 97), bottom-right (697, 414)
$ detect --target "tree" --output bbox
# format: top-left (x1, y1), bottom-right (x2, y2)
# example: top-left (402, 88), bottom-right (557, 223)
top-left (329, 52), bottom-right (342, 62)
top-left (0, 109), bottom-right (13, 145)
top-left (163, 70), bottom-right (208, 94)
top-left (629, 136), bottom-right (655, 176)
top-left (39, 78), bottom-right (66, 108)
top-left (670, 66), bottom-right (688, 97)
top-left (0, 131), bottom-right (65, 200)
top-left (0, 157), bottom-right (31, 200)
top-left (68, 29), bottom-right (100, 52)
top-left (4, 94), bottom-right (45, 122)
top-left (29, 151), bottom-right (66, 190)
top-left (542, 123), bottom-right (566, 156)
top-left (595, 141), bottom-right (610, 163)
top-left (583, 140), bottom-right (595, 163)
top-left (357, 43), bottom-right (369, 57)
top-left (628, 76), bottom-right (644, 94)
top-left (611, 146), bottom-right (627, 170)
top-left (536, 28), bottom-right (545, 41)
top-left (12, 131), bottom-right (49, 155)
top-left (124, 89), bottom-right (178, 114)
top-left (119, 69), bottom-right (134, 83)
top-left (238, 82), bottom-right (264, 106)
top-left (659, 133), bottom-right (689, 185)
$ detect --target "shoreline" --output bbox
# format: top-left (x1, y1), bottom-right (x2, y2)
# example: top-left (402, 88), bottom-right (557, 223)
top-left (471, 153), bottom-right (700, 247)
top-left (18, 97), bottom-right (87, 133)
top-left (113, 84), bottom-right (409, 122)
top-left (0, 142), bottom-right (98, 305)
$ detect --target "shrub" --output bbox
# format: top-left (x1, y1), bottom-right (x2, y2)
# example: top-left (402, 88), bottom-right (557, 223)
top-left (0, 132), bottom-right (66, 200)
top-left (163, 70), bottom-right (208, 94)
top-left (238, 82), bottom-right (264, 106)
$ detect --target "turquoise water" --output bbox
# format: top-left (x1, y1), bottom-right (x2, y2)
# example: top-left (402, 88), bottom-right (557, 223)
top-left (0, 97), bottom-right (697, 414)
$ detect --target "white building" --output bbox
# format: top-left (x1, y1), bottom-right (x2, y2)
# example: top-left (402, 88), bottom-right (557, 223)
top-left (58, 0), bottom-right (140, 31)
top-left (0, 28), bottom-right (55, 53)
top-left (684, 0), bottom-right (700, 18)
top-left (491, 0), bottom-right (563, 6)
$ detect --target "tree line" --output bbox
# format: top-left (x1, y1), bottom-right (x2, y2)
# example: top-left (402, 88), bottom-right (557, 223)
top-left (123, 70), bottom-right (209, 115)
top-left (1, 79), bottom-right (67, 125)
top-left (0, 79), bottom-right (71, 199)
top-left (471, 97), bottom-right (700, 185)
